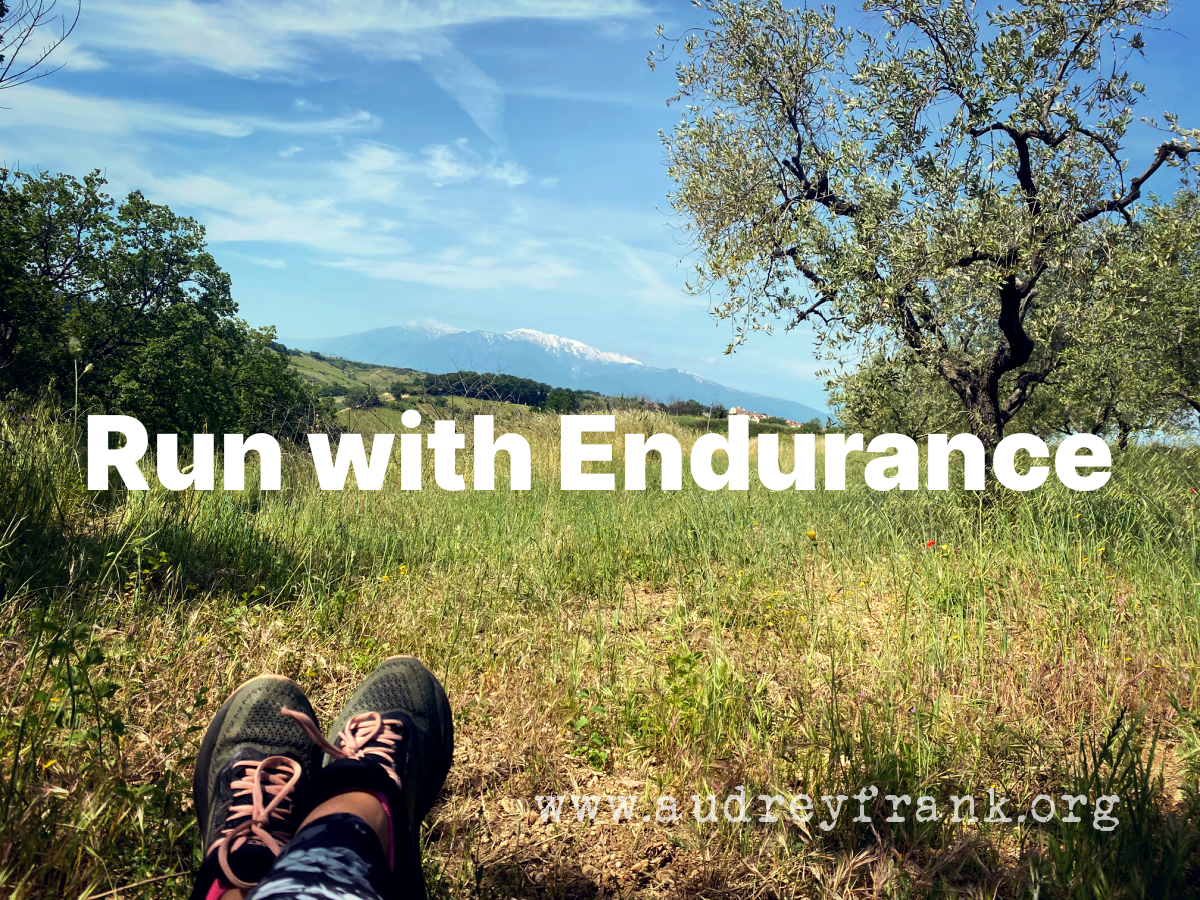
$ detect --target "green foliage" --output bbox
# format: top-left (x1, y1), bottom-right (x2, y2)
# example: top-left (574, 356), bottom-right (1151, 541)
top-left (834, 193), bottom-right (1200, 442)
top-left (1028, 712), bottom-right (1199, 899)
top-left (542, 389), bottom-right (580, 413)
top-left (654, 0), bottom-right (1200, 448)
top-left (0, 169), bottom-right (327, 438)
top-left (421, 370), bottom-right (556, 407)
top-left (666, 398), bottom-right (707, 416)
top-left (1103, 191), bottom-right (1200, 432)
top-left (344, 382), bottom-right (381, 409)
top-left (416, 370), bottom-right (604, 414)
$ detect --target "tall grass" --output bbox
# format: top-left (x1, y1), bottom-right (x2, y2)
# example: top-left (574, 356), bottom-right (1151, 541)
top-left (1, 397), bottom-right (1198, 897)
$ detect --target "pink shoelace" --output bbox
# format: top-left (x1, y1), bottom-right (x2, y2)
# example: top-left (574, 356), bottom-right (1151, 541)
top-left (282, 706), bottom-right (406, 788)
top-left (210, 755), bottom-right (302, 889)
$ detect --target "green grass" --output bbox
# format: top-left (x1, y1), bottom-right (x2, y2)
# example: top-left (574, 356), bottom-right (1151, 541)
top-left (2, 399), bottom-right (1199, 898)
top-left (288, 352), bottom-right (419, 394)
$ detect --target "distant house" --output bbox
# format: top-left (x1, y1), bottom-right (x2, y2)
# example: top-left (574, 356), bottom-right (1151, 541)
top-left (728, 406), bottom-right (770, 423)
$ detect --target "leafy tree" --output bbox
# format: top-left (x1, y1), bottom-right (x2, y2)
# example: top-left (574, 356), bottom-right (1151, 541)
top-left (0, 169), bottom-right (326, 437)
top-left (1113, 191), bottom-right (1200, 429)
top-left (421, 370), bottom-right (558, 407)
top-left (343, 383), bottom-right (381, 409)
top-left (542, 390), bottom-right (580, 413)
top-left (653, 0), bottom-right (1200, 453)
top-left (834, 193), bottom-right (1200, 444)
top-left (667, 398), bottom-right (707, 416)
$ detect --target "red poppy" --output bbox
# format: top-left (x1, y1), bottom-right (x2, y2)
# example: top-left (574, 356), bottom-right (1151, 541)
top-left (926, 540), bottom-right (936, 548)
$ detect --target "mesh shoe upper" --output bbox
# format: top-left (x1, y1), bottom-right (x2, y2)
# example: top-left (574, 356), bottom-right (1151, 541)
top-left (193, 675), bottom-right (324, 891)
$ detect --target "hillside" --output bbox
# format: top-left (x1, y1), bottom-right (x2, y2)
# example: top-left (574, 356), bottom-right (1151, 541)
top-left (283, 325), bottom-right (829, 424)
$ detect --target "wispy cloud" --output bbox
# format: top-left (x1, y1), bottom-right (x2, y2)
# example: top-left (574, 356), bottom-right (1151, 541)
top-left (230, 253), bottom-right (288, 269)
top-left (407, 318), bottom-right (462, 333)
top-left (122, 140), bottom-right (571, 292)
top-left (47, 42), bottom-right (108, 72)
top-left (414, 41), bottom-right (507, 146)
top-left (422, 140), bottom-right (528, 187)
top-left (508, 85), bottom-right (662, 109)
top-left (144, 171), bottom-right (412, 258)
top-left (330, 249), bottom-right (578, 291)
top-left (3, 86), bottom-right (380, 138)
top-left (599, 239), bottom-right (696, 307)
top-left (80, 0), bottom-right (648, 73)
top-left (74, 0), bottom-right (647, 144)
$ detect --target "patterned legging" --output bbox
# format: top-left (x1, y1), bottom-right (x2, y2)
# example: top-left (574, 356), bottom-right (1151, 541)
top-left (244, 813), bottom-right (419, 900)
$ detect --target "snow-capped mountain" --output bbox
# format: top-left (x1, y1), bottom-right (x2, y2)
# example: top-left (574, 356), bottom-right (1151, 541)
top-left (284, 325), bottom-right (827, 423)
top-left (504, 329), bottom-right (641, 366)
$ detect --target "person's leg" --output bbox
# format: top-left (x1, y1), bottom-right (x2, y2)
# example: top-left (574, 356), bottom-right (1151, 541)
top-left (189, 675), bottom-right (325, 900)
top-left (270, 655), bottom-right (454, 900)
top-left (240, 801), bottom-right (392, 900)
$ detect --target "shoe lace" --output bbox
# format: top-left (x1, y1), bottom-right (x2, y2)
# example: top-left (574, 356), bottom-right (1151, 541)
top-left (282, 706), bottom-right (406, 788)
top-left (211, 755), bottom-right (302, 889)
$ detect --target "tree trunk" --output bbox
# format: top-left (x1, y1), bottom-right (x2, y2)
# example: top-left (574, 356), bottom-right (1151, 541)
top-left (935, 360), bottom-right (1005, 497)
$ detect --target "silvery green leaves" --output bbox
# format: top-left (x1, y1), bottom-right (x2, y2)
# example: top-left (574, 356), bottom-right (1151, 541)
top-left (653, 0), bottom-right (1197, 451)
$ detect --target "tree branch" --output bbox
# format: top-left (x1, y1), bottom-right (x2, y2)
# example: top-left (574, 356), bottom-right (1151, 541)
top-left (1074, 141), bottom-right (1200, 227)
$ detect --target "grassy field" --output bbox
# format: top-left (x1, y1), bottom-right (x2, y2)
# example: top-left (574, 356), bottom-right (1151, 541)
top-left (2, 400), bottom-right (1199, 898)
top-left (288, 352), bottom-right (422, 398)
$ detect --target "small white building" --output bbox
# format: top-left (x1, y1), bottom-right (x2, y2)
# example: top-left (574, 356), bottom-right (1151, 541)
top-left (728, 406), bottom-right (770, 423)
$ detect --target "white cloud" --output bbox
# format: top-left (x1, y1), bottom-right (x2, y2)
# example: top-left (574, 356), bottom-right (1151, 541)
top-left (486, 159), bottom-right (529, 187)
top-left (74, 0), bottom-right (647, 144)
top-left (599, 240), bottom-right (695, 307)
top-left (144, 171), bottom-right (412, 258)
top-left (47, 42), bottom-right (109, 72)
top-left (412, 39), bottom-right (507, 145)
top-left (232, 254), bottom-right (288, 269)
top-left (334, 142), bottom-right (413, 200)
top-left (279, 145), bottom-right (304, 158)
top-left (424, 141), bottom-right (478, 185)
top-left (119, 141), bottom-right (572, 292)
top-left (2, 86), bottom-right (380, 138)
top-left (80, 0), bottom-right (647, 74)
top-left (421, 140), bottom-right (528, 187)
top-left (407, 318), bottom-right (463, 333)
top-left (330, 249), bottom-right (577, 291)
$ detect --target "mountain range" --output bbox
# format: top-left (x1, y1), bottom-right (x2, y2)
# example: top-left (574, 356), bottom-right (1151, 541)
top-left (283, 325), bottom-right (828, 424)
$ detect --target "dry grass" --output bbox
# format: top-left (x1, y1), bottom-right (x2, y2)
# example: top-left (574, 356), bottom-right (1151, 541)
top-left (2, 401), bottom-right (1199, 898)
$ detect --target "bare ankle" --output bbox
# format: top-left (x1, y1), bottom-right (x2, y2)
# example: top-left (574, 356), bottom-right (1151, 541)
top-left (298, 790), bottom-right (388, 850)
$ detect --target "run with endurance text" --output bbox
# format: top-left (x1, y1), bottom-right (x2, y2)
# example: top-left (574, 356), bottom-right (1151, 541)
top-left (86, 413), bottom-right (1112, 494)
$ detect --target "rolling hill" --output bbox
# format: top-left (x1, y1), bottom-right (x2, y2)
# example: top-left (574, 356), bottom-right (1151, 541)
top-left (284, 325), bottom-right (828, 423)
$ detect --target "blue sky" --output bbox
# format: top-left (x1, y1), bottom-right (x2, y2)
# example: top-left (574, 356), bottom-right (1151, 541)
top-left (3, 1), bottom-right (1199, 411)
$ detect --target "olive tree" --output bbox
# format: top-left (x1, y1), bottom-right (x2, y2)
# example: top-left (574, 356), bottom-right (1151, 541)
top-left (652, 0), bottom-right (1199, 451)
